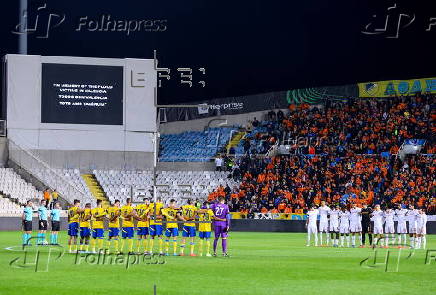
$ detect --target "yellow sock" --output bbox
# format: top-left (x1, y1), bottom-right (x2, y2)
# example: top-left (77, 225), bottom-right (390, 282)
top-left (165, 240), bottom-right (170, 253)
top-left (180, 243), bottom-right (185, 254)
top-left (149, 239), bottom-right (154, 253)
top-left (106, 240), bottom-right (112, 249)
top-left (69, 244), bottom-right (72, 252)
top-left (90, 239), bottom-right (96, 251)
top-left (143, 239), bottom-right (148, 252)
top-left (128, 239), bottom-right (133, 252)
top-left (159, 238), bottom-right (163, 253)
top-left (98, 239), bottom-right (103, 250)
top-left (136, 239), bottom-right (142, 252)
top-left (173, 240), bottom-right (177, 254)
top-left (114, 240), bottom-right (119, 252)
top-left (190, 242), bottom-right (195, 255)
top-left (72, 243), bottom-right (77, 252)
top-left (206, 240), bottom-right (210, 254)
top-left (79, 244), bottom-right (84, 251)
top-left (85, 244), bottom-right (89, 252)
top-left (199, 239), bottom-right (204, 256)
top-left (120, 239), bottom-right (125, 252)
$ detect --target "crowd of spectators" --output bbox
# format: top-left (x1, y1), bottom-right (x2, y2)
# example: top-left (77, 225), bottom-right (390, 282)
top-left (209, 94), bottom-right (435, 215)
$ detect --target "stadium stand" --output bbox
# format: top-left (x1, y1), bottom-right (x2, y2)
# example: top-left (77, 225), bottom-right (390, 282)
top-left (0, 196), bottom-right (22, 215)
top-left (0, 168), bottom-right (42, 205)
top-left (208, 94), bottom-right (436, 214)
top-left (30, 168), bottom-right (94, 205)
top-left (159, 127), bottom-right (238, 162)
top-left (95, 170), bottom-right (238, 204)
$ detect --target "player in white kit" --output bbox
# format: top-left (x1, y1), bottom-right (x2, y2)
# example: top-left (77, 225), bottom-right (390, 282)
top-left (339, 207), bottom-right (350, 247)
top-left (371, 205), bottom-right (384, 247)
top-left (318, 201), bottom-right (330, 246)
top-left (306, 206), bottom-right (319, 246)
top-left (383, 208), bottom-right (395, 246)
top-left (415, 209), bottom-right (427, 249)
top-left (406, 205), bottom-right (419, 248)
top-left (329, 205), bottom-right (340, 247)
top-left (349, 204), bottom-right (362, 247)
top-left (395, 204), bottom-right (408, 245)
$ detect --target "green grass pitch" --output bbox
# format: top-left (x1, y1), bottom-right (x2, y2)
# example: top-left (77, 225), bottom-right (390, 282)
top-left (0, 231), bottom-right (435, 295)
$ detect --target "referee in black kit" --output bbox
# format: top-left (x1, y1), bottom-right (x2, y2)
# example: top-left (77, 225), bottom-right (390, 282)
top-left (361, 203), bottom-right (373, 246)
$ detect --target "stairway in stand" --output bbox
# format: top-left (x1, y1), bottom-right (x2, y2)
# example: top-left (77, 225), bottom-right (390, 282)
top-left (82, 174), bottom-right (110, 208)
top-left (226, 131), bottom-right (246, 152)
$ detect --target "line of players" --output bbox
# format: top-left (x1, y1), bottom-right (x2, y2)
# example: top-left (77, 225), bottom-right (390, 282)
top-left (66, 196), bottom-right (230, 257)
top-left (306, 201), bottom-right (428, 249)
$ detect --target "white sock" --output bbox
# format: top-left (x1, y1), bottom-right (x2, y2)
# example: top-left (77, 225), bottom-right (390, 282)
top-left (422, 236), bottom-right (426, 249)
top-left (385, 237), bottom-right (389, 246)
top-left (359, 234), bottom-right (362, 246)
top-left (314, 233), bottom-right (318, 246)
top-left (307, 233), bottom-right (311, 246)
top-left (319, 233), bottom-right (323, 245)
top-left (346, 235), bottom-right (350, 247)
top-left (326, 233), bottom-right (330, 245)
top-left (402, 234), bottom-right (407, 245)
top-left (410, 237), bottom-right (414, 247)
top-left (340, 236), bottom-right (344, 246)
top-left (416, 237), bottom-right (421, 249)
top-left (335, 238), bottom-right (338, 246)
top-left (352, 235), bottom-right (356, 246)
top-left (397, 235), bottom-right (402, 244)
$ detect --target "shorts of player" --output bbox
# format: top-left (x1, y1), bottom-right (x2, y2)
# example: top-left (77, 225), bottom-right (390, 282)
top-left (165, 228), bottom-right (179, 237)
top-left (122, 227), bottom-right (134, 239)
top-left (22, 220), bottom-right (32, 232)
top-left (319, 221), bottom-right (329, 232)
top-left (108, 227), bottom-right (120, 238)
top-left (408, 222), bottom-right (417, 234)
top-left (149, 225), bottom-right (163, 236)
top-left (373, 224), bottom-right (383, 235)
top-left (397, 222), bottom-right (407, 234)
top-left (361, 222), bottom-right (372, 233)
top-left (199, 231), bottom-right (211, 239)
top-left (307, 223), bottom-right (318, 234)
top-left (39, 220), bottom-right (48, 231)
top-left (182, 226), bottom-right (196, 237)
top-left (92, 228), bottom-right (104, 239)
top-left (214, 224), bottom-right (229, 238)
top-left (68, 222), bottom-right (79, 236)
top-left (51, 221), bottom-right (60, 231)
top-left (80, 227), bottom-right (91, 238)
top-left (339, 225), bottom-right (349, 234)
top-left (416, 226), bottom-right (426, 235)
top-left (384, 223), bottom-right (395, 234)
top-left (349, 222), bottom-right (361, 233)
top-left (329, 222), bottom-right (339, 232)
top-left (137, 227), bottom-right (149, 236)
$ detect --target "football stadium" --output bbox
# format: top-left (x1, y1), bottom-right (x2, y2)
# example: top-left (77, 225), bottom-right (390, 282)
top-left (0, 1), bottom-right (435, 295)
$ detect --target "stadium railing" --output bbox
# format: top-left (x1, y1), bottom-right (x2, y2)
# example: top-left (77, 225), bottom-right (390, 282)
top-left (8, 139), bottom-right (92, 205)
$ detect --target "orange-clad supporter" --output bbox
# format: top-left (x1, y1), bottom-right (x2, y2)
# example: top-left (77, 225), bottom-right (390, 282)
top-left (284, 207), bottom-right (293, 213)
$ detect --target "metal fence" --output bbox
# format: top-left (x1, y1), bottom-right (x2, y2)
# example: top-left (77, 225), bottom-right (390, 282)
top-left (8, 139), bottom-right (92, 205)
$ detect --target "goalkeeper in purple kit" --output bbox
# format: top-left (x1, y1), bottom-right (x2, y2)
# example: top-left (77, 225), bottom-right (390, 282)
top-left (211, 196), bottom-right (230, 257)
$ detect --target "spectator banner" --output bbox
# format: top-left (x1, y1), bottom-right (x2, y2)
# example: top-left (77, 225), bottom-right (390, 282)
top-left (358, 77), bottom-right (436, 97)
top-left (286, 84), bottom-right (358, 105)
top-left (164, 91), bottom-right (288, 122)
